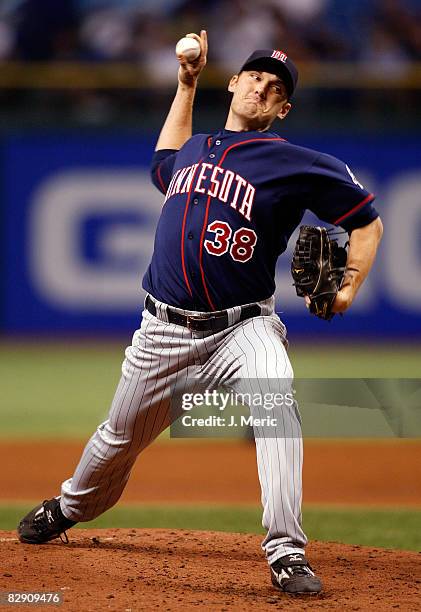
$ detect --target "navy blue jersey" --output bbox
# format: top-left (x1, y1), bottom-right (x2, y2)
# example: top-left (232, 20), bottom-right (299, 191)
top-left (143, 129), bottom-right (378, 311)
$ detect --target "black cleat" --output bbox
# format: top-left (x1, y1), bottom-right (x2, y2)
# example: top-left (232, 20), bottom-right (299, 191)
top-left (270, 553), bottom-right (323, 595)
top-left (17, 497), bottom-right (76, 544)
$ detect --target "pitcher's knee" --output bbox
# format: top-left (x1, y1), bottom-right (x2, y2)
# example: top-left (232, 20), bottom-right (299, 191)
top-left (93, 421), bottom-right (135, 458)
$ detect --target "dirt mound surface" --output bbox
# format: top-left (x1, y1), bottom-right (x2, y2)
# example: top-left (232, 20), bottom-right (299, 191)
top-left (1, 529), bottom-right (420, 611)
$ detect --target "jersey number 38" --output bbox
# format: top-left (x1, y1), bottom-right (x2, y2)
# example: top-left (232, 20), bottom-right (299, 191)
top-left (204, 220), bottom-right (257, 263)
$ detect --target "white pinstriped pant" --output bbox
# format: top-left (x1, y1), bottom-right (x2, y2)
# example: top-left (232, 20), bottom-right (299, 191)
top-left (60, 295), bottom-right (307, 563)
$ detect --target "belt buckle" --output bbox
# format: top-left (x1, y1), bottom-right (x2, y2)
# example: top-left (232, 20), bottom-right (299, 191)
top-left (186, 314), bottom-right (208, 331)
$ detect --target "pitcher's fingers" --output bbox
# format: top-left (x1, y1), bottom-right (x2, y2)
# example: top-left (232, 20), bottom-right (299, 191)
top-left (200, 29), bottom-right (208, 57)
top-left (176, 53), bottom-right (188, 65)
top-left (185, 32), bottom-right (201, 43)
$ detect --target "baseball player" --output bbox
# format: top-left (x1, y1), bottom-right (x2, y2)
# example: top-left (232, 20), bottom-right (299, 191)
top-left (17, 31), bottom-right (383, 595)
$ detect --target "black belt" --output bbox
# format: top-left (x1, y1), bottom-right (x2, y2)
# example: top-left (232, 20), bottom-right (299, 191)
top-left (145, 295), bottom-right (261, 332)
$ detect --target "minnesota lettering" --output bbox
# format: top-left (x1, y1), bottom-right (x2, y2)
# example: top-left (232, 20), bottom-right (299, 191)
top-left (164, 162), bottom-right (255, 221)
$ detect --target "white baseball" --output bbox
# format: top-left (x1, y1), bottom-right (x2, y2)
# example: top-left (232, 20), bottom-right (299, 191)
top-left (175, 37), bottom-right (201, 62)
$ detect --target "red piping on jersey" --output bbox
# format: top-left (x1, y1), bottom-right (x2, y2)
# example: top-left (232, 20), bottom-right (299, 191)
top-left (181, 160), bottom-right (203, 297)
top-left (199, 137), bottom-right (285, 310)
top-left (199, 195), bottom-right (216, 310)
top-left (334, 193), bottom-right (375, 225)
top-left (207, 136), bottom-right (212, 148)
top-left (156, 163), bottom-right (166, 193)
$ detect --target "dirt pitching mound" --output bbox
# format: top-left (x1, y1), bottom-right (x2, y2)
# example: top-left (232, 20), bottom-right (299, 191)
top-left (1, 529), bottom-right (419, 611)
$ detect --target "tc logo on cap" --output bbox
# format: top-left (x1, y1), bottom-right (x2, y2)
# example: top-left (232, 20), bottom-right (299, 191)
top-left (271, 50), bottom-right (288, 63)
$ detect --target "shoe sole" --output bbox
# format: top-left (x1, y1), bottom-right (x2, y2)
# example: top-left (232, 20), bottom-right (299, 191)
top-left (18, 533), bottom-right (56, 544)
top-left (271, 573), bottom-right (322, 595)
top-left (17, 524), bottom-right (61, 545)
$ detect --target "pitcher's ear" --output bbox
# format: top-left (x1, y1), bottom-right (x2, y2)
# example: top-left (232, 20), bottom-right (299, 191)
top-left (228, 74), bottom-right (239, 93)
top-left (277, 101), bottom-right (292, 120)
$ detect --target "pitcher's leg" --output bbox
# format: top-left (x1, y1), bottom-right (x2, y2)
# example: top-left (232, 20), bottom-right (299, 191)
top-left (216, 315), bottom-right (307, 562)
top-left (61, 313), bottom-right (191, 522)
top-left (256, 417), bottom-right (306, 563)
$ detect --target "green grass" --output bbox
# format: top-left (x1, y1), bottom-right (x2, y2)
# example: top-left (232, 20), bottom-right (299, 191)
top-left (0, 341), bottom-right (420, 438)
top-left (2, 503), bottom-right (420, 552)
top-left (291, 344), bottom-right (421, 378)
top-left (0, 342), bottom-right (122, 438)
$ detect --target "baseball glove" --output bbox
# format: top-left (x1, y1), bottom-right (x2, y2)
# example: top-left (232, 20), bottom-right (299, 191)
top-left (291, 225), bottom-right (348, 321)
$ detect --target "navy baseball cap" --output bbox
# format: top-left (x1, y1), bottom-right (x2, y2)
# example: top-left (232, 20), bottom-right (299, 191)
top-left (239, 49), bottom-right (298, 98)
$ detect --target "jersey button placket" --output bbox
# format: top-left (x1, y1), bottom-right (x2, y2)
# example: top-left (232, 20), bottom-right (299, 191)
top-left (185, 223), bottom-right (198, 290)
